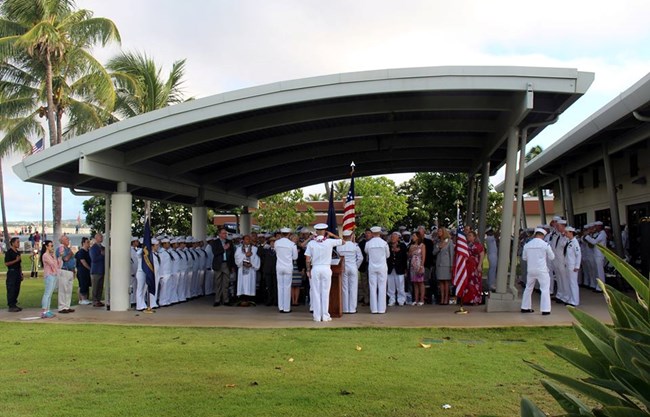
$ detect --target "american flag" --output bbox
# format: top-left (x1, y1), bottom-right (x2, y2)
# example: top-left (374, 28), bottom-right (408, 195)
top-left (342, 170), bottom-right (355, 231)
top-left (452, 221), bottom-right (469, 297)
top-left (31, 138), bottom-right (44, 154)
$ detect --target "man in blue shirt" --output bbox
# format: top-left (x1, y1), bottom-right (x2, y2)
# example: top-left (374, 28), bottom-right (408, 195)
top-left (89, 233), bottom-right (106, 307)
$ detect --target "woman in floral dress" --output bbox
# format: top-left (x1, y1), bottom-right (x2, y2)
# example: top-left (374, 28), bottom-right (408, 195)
top-left (408, 232), bottom-right (426, 306)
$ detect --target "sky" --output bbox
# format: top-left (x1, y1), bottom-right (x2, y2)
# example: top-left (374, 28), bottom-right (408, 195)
top-left (4, 0), bottom-right (650, 222)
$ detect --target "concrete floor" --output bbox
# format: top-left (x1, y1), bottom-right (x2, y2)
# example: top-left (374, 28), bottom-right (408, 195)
top-left (1, 287), bottom-right (614, 328)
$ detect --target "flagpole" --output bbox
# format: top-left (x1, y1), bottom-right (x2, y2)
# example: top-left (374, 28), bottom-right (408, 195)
top-left (454, 199), bottom-right (468, 315)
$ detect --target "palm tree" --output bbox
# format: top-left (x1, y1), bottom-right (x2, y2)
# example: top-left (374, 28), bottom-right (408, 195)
top-left (307, 193), bottom-right (324, 201)
top-left (107, 51), bottom-right (187, 117)
top-left (333, 180), bottom-right (349, 200)
top-left (525, 145), bottom-right (543, 163)
top-left (0, 0), bottom-right (120, 243)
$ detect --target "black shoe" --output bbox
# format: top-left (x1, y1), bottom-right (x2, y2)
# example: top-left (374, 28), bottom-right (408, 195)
top-left (213, 302), bottom-right (221, 307)
top-left (8, 307), bottom-right (21, 313)
top-left (555, 299), bottom-right (566, 304)
top-left (542, 312), bottom-right (551, 315)
top-left (565, 303), bottom-right (576, 307)
top-left (520, 309), bottom-right (534, 313)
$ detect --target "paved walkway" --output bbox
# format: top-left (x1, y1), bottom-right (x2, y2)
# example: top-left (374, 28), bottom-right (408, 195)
top-left (1, 288), bottom-right (614, 328)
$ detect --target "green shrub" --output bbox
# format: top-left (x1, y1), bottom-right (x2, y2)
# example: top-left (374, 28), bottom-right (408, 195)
top-left (521, 244), bottom-right (650, 417)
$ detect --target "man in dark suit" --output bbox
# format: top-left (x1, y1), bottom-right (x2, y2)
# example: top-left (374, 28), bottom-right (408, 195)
top-left (387, 232), bottom-right (408, 306)
top-left (211, 228), bottom-right (235, 306)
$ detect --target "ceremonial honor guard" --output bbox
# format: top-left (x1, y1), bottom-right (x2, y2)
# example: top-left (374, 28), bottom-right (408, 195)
top-left (135, 239), bottom-right (148, 311)
top-left (174, 238), bottom-right (188, 303)
top-left (365, 226), bottom-right (390, 314)
top-left (336, 230), bottom-right (363, 313)
top-left (550, 219), bottom-right (568, 303)
top-left (305, 223), bottom-right (342, 322)
top-left (149, 238), bottom-right (161, 308)
top-left (521, 228), bottom-right (555, 315)
top-left (584, 221), bottom-right (607, 292)
top-left (563, 226), bottom-right (581, 307)
top-left (167, 238), bottom-right (180, 304)
top-left (157, 238), bottom-right (173, 306)
top-left (204, 237), bottom-right (215, 295)
top-left (274, 228), bottom-right (298, 313)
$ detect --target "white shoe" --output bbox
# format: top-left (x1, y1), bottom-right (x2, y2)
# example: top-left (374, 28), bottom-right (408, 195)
top-left (79, 299), bottom-right (92, 305)
top-left (411, 302), bottom-right (418, 306)
top-left (388, 302), bottom-right (396, 307)
top-left (323, 317), bottom-right (332, 322)
top-left (417, 302), bottom-right (424, 306)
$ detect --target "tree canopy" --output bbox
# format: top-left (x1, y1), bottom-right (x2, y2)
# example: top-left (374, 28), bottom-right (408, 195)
top-left (354, 176), bottom-right (407, 231)
top-left (252, 190), bottom-right (315, 231)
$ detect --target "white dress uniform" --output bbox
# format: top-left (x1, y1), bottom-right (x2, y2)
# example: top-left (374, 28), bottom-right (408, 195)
top-left (520, 235), bottom-right (555, 314)
top-left (485, 235), bottom-right (498, 290)
top-left (157, 247), bottom-right (172, 306)
top-left (550, 231), bottom-right (569, 302)
top-left (130, 245), bottom-right (138, 305)
top-left (195, 246), bottom-right (207, 297)
top-left (150, 248), bottom-right (161, 308)
top-left (306, 236), bottom-right (343, 321)
top-left (175, 245), bottom-right (188, 302)
top-left (167, 246), bottom-right (180, 304)
top-left (235, 244), bottom-right (261, 296)
top-left (336, 239), bottom-right (363, 313)
top-left (135, 248), bottom-right (148, 311)
top-left (364, 235), bottom-right (390, 314)
top-left (564, 235), bottom-right (582, 306)
top-left (204, 241), bottom-right (215, 295)
top-left (184, 246), bottom-right (195, 299)
top-left (584, 228), bottom-right (607, 290)
top-left (274, 237), bottom-right (298, 312)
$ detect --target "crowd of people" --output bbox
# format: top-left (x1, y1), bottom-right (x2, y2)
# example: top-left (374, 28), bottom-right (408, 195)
top-left (7, 216), bottom-right (619, 319)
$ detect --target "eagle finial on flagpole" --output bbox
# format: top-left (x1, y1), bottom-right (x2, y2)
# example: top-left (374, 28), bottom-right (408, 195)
top-left (350, 161), bottom-right (355, 175)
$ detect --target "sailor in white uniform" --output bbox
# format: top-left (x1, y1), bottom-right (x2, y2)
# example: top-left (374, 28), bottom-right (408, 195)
top-left (305, 223), bottom-right (342, 322)
top-left (584, 221), bottom-right (607, 292)
top-left (129, 236), bottom-right (139, 305)
top-left (364, 226), bottom-right (390, 314)
top-left (336, 229), bottom-right (363, 314)
top-left (157, 237), bottom-right (173, 306)
top-left (521, 228), bottom-right (555, 315)
top-left (274, 227), bottom-right (298, 313)
top-left (563, 226), bottom-right (582, 307)
top-left (204, 237), bottom-right (215, 295)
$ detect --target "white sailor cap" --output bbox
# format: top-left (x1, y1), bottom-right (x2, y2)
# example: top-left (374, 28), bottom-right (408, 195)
top-left (552, 216), bottom-right (562, 222)
top-left (130, 236), bottom-right (138, 242)
top-left (557, 219), bottom-right (567, 225)
top-left (542, 224), bottom-right (551, 229)
top-left (314, 223), bottom-right (328, 230)
top-left (342, 230), bottom-right (353, 237)
top-left (186, 236), bottom-right (194, 243)
top-left (534, 228), bottom-right (547, 236)
top-left (138, 238), bottom-right (144, 244)
top-left (151, 238), bottom-right (159, 245)
top-left (594, 221), bottom-right (604, 226)
top-left (565, 226), bottom-right (576, 233)
top-left (280, 227), bottom-right (292, 233)
top-left (485, 227), bottom-right (492, 232)
top-left (161, 237), bottom-right (170, 243)
top-left (401, 230), bottom-right (411, 235)
top-left (232, 233), bottom-right (242, 239)
top-left (370, 226), bottom-right (381, 233)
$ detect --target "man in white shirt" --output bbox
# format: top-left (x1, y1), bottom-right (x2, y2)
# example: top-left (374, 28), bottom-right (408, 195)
top-left (364, 226), bottom-right (390, 314)
top-left (520, 228), bottom-right (555, 315)
top-left (305, 223), bottom-right (342, 322)
top-left (274, 227), bottom-right (298, 313)
top-left (336, 230), bottom-right (363, 314)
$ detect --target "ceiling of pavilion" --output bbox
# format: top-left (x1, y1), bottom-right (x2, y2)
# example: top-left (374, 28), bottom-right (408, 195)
top-left (14, 66), bottom-right (593, 209)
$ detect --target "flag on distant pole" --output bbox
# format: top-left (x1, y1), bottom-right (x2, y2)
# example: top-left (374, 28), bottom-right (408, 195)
top-left (31, 138), bottom-right (44, 154)
top-left (326, 182), bottom-right (339, 236)
top-left (342, 162), bottom-right (356, 232)
top-left (142, 215), bottom-right (156, 296)
top-left (452, 205), bottom-right (469, 299)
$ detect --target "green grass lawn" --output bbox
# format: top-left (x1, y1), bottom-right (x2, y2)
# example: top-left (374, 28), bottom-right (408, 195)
top-left (0, 323), bottom-right (581, 417)
top-left (1, 275), bottom-right (80, 309)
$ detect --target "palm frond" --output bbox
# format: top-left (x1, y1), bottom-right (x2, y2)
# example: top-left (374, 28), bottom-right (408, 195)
top-left (0, 112), bottom-right (44, 156)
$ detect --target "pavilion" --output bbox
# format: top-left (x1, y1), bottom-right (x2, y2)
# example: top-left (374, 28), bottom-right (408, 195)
top-left (14, 66), bottom-right (594, 312)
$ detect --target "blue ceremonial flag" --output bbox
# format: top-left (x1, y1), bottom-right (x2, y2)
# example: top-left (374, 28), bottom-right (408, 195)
top-left (142, 218), bottom-right (156, 295)
top-left (326, 183), bottom-right (339, 236)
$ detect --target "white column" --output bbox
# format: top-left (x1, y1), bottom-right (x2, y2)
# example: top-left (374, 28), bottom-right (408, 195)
top-left (478, 162), bottom-right (490, 244)
top-left (465, 175), bottom-right (476, 227)
top-left (602, 143), bottom-right (624, 257)
top-left (104, 193), bottom-right (111, 306)
top-left (192, 206), bottom-right (207, 241)
top-left (488, 127), bottom-right (521, 312)
top-left (240, 207), bottom-right (251, 235)
top-left (109, 183), bottom-right (132, 311)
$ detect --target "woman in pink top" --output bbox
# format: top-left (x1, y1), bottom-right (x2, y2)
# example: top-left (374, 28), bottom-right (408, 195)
top-left (40, 240), bottom-right (61, 318)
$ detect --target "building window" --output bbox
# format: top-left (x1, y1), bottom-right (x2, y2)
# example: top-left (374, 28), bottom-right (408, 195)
top-left (595, 208), bottom-right (611, 226)
top-left (630, 153), bottom-right (639, 177)
top-left (593, 168), bottom-right (600, 189)
top-left (574, 213), bottom-right (587, 228)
